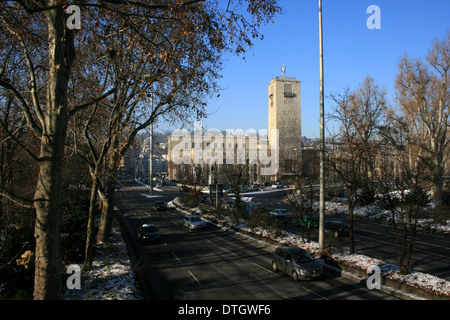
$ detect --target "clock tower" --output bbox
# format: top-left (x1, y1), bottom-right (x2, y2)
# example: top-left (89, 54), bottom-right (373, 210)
top-left (268, 70), bottom-right (301, 179)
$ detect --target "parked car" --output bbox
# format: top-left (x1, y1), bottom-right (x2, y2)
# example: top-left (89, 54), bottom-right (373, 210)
top-left (183, 215), bottom-right (206, 231)
top-left (200, 194), bottom-right (209, 203)
top-left (297, 215), bottom-right (319, 228)
top-left (271, 182), bottom-right (283, 189)
top-left (272, 247), bottom-right (323, 281)
top-left (249, 184), bottom-right (260, 191)
top-left (269, 208), bottom-right (295, 220)
top-left (179, 185), bottom-right (191, 193)
top-left (153, 200), bottom-right (167, 211)
top-left (247, 202), bottom-right (267, 215)
top-left (137, 224), bottom-right (161, 243)
top-left (325, 221), bottom-right (350, 238)
top-left (240, 187), bottom-right (250, 193)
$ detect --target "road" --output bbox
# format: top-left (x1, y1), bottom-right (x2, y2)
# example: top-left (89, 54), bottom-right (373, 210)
top-left (116, 182), bottom-right (398, 300)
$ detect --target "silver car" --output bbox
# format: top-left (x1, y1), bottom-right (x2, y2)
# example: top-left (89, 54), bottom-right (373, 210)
top-left (272, 247), bottom-right (323, 281)
top-left (183, 215), bottom-right (206, 231)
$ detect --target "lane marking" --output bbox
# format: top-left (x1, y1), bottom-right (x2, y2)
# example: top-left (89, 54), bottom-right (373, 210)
top-left (172, 252), bottom-right (180, 262)
top-left (188, 270), bottom-right (201, 284)
top-left (253, 262), bottom-right (273, 274)
top-left (252, 263), bottom-right (328, 300)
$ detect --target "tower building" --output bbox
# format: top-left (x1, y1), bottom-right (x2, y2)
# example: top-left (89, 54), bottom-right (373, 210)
top-left (268, 72), bottom-right (302, 179)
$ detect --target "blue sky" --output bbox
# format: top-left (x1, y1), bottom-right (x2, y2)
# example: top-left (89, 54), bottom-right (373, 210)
top-left (166, 1), bottom-right (450, 138)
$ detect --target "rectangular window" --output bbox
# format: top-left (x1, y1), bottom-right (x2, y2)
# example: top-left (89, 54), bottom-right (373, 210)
top-left (284, 83), bottom-right (294, 97)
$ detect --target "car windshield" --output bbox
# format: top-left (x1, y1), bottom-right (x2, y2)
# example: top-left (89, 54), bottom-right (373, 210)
top-left (155, 201), bottom-right (163, 205)
top-left (190, 216), bottom-right (202, 222)
top-left (291, 250), bottom-right (315, 263)
top-left (142, 226), bottom-right (158, 232)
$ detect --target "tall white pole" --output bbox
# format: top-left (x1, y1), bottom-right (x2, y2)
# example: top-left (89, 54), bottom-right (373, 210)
top-left (319, 0), bottom-right (325, 253)
top-left (148, 92), bottom-right (154, 195)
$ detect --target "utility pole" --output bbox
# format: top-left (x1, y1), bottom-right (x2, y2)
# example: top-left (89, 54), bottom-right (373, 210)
top-left (318, 0), bottom-right (325, 253)
top-left (148, 91), bottom-right (154, 196)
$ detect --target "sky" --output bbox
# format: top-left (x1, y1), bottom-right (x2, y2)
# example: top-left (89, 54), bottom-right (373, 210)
top-left (163, 0), bottom-right (450, 138)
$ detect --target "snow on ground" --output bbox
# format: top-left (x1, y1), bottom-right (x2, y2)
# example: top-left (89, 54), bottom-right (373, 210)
top-left (63, 227), bottom-right (142, 300)
top-left (62, 190), bottom-right (449, 300)
top-left (314, 199), bottom-right (450, 235)
top-left (171, 197), bottom-right (450, 298)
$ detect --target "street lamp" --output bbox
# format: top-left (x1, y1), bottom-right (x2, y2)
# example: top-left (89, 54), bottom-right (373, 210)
top-left (318, 0), bottom-right (326, 253)
top-left (148, 88), bottom-right (154, 196)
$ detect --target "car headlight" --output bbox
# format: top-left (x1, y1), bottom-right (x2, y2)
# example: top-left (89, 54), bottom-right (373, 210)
top-left (298, 268), bottom-right (306, 275)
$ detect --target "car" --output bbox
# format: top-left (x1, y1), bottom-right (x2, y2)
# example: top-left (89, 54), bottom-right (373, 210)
top-left (247, 202), bottom-right (267, 215)
top-left (240, 187), bottom-right (250, 193)
top-left (297, 215), bottom-right (319, 228)
top-left (271, 182), bottom-right (283, 189)
top-left (269, 213), bottom-right (288, 225)
top-left (153, 200), bottom-right (167, 211)
top-left (200, 194), bottom-right (209, 203)
top-left (155, 182), bottom-right (162, 188)
top-left (271, 247), bottom-right (323, 281)
top-left (179, 185), bottom-right (191, 193)
top-left (325, 221), bottom-right (350, 238)
top-left (184, 214), bottom-right (206, 231)
top-left (249, 184), bottom-right (260, 191)
top-left (269, 208), bottom-right (295, 220)
top-left (137, 224), bottom-right (161, 243)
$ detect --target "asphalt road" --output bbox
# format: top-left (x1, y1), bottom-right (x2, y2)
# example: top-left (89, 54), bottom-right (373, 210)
top-left (116, 182), bottom-right (399, 300)
top-left (248, 188), bottom-right (450, 281)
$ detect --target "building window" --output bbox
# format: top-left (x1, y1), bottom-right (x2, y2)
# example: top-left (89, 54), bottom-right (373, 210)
top-left (284, 83), bottom-right (295, 97)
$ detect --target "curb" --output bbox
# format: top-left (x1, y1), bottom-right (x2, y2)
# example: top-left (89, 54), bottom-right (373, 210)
top-left (115, 206), bottom-right (173, 300)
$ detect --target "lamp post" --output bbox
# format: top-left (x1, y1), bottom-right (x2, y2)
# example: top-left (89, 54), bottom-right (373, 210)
top-left (318, 0), bottom-right (325, 253)
top-left (148, 89), bottom-right (154, 196)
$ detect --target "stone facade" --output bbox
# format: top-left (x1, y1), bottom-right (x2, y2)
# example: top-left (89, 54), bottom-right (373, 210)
top-left (268, 76), bottom-right (302, 179)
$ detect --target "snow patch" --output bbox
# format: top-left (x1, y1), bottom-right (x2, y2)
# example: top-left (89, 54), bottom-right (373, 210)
top-left (172, 197), bottom-right (450, 298)
top-left (63, 228), bottom-right (142, 300)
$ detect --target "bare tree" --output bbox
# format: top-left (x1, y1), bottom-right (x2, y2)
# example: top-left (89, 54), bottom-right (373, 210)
top-left (0, 0), bottom-right (281, 299)
top-left (395, 32), bottom-right (450, 207)
top-left (327, 76), bottom-right (386, 254)
top-left (378, 113), bottom-right (431, 275)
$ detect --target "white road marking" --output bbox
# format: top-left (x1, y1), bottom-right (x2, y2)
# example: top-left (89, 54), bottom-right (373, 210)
top-left (188, 270), bottom-right (201, 284)
top-left (172, 252), bottom-right (180, 262)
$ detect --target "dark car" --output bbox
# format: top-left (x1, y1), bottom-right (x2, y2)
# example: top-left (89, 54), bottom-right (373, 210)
top-left (269, 213), bottom-right (288, 225)
top-left (272, 247), bottom-right (323, 281)
top-left (325, 221), bottom-right (350, 238)
top-left (137, 224), bottom-right (161, 243)
top-left (179, 185), bottom-right (191, 193)
top-left (153, 200), bottom-right (167, 211)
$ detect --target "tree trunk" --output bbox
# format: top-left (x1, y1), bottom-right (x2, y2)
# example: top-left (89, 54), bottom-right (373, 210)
top-left (33, 5), bottom-right (73, 300)
top-left (349, 205), bottom-right (355, 254)
top-left (97, 181), bottom-right (116, 243)
top-left (348, 188), bottom-right (355, 254)
top-left (431, 152), bottom-right (444, 207)
top-left (84, 175), bottom-right (99, 269)
top-left (97, 135), bottom-right (119, 243)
